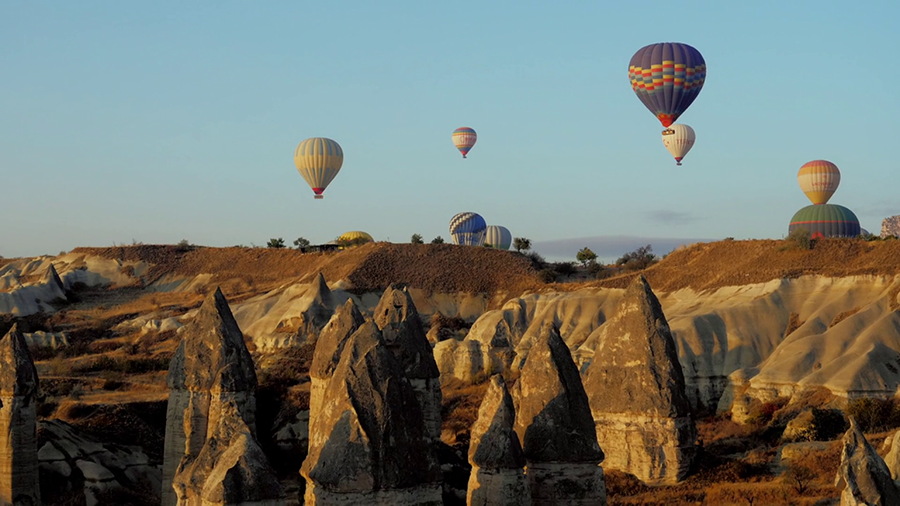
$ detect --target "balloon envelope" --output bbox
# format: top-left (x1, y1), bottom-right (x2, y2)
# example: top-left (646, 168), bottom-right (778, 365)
top-left (484, 225), bottom-right (512, 250)
top-left (294, 138), bottom-right (344, 199)
top-left (452, 127), bottom-right (477, 158)
top-left (338, 231), bottom-right (374, 246)
top-left (449, 212), bottom-right (487, 246)
top-left (661, 124), bottom-right (695, 165)
top-left (789, 204), bottom-right (860, 238)
top-left (797, 160), bottom-right (840, 205)
top-left (629, 43), bottom-right (706, 127)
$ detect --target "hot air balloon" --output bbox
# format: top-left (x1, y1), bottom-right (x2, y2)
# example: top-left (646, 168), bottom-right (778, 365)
top-left (661, 124), bottom-right (695, 165)
top-left (338, 231), bottom-right (374, 248)
top-left (797, 160), bottom-right (840, 205)
top-left (449, 212), bottom-right (486, 246)
top-left (293, 137), bottom-right (344, 199)
top-left (629, 43), bottom-right (706, 128)
top-left (789, 204), bottom-right (860, 238)
top-left (452, 127), bottom-right (477, 158)
top-left (484, 225), bottom-right (512, 250)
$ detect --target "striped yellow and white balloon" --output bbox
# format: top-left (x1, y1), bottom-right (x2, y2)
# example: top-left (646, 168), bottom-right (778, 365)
top-left (293, 137), bottom-right (344, 199)
top-left (661, 124), bottom-right (695, 165)
top-left (484, 225), bottom-right (512, 250)
top-left (797, 160), bottom-right (840, 205)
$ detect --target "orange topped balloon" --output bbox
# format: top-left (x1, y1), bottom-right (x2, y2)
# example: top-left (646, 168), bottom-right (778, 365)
top-left (797, 160), bottom-right (840, 205)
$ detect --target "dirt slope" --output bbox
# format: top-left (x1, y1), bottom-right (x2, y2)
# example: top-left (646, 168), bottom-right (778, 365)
top-left (72, 242), bottom-right (543, 294)
top-left (594, 238), bottom-right (900, 292)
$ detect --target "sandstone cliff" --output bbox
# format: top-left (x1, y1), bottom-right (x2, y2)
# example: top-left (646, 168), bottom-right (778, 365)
top-left (835, 417), bottom-right (900, 505)
top-left (0, 324), bottom-right (40, 506)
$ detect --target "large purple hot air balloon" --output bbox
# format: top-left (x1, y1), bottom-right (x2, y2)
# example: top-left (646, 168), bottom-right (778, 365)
top-left (628, 43), bottom-right (706, 128)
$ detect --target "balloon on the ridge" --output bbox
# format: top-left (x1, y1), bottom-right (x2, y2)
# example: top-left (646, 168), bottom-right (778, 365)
top-left (661, 124), bottom-right (695, 165)
top-left (293, 137), bottom-right (343, 199)
top-left (449, 212), bottom-right (487, 246)
top-left (797, 160), bottom-right (840, 205)
top-left (452, 127), bottom-right (477, 158)
top-left (789, 204), bottom-right (859, 238)
top-left (484, 225), bottom-right (512, 250)
top-left (629, 43), bottom-right (706, 128)
top-left (338, 231), bottom-right (374, 246)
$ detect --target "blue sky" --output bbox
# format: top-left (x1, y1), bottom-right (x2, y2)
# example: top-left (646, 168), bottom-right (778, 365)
top-left (2, 1), bottom-right (898, 262)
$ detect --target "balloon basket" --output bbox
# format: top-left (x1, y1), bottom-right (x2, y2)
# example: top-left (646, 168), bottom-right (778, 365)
top-left (314, 195), bottom-right (324, 200)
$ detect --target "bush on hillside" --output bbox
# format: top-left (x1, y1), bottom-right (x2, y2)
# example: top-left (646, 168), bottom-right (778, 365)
top-left (784, 228), bottom-right (813, 250)
top-left (538, 269), bottom-right (557, 283)
top-left (616, 244), bottom-right (658, 271)
top-left (845, 397), bottom-right (900, 433)
top-left (553, 262), bottom-right (576, 277)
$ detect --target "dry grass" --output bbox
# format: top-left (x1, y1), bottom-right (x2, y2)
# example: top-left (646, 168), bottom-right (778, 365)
top-left (830, 306), bottom-right (862, 327)
top-left (440, 377), bottom-right (491, 448)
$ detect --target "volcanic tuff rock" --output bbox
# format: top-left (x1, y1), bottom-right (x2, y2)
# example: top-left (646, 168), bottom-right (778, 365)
top-left (162, 288), bottom-right (259, 506)
top-left (0, 324), bottom-right (40, 506)
top-left (882, 215), bottom-right (900, 238)
top-left (835, 417), bottom-right (900, 506)
top-left (301, 321), bottom-right (442, 505)
top-left (309, 298), bottom-right (366, 424)
top-left (584, 275), bottom-right (697, 484)
top-left (38, 419), bottom-right (160, 506)
top-left (373, 285), bottom-right (442, 442)
top-left (513, 323), bottom-right (606, 505)
top-left (172, 400), bottom-right (284, 506)
top-left (882, 429), bottom-right (900, 488)
top-left (433, 310), bottom-right (516, 385)
top-left (467, 374), bottom-right (529, 506)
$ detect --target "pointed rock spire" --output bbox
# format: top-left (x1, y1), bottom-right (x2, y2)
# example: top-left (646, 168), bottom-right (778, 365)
top-left (584, 275), bottom-right (696, 484)
top-left (162, 288), bottom-right (259, 506)
top-left (373, 285), bottom-right (442, 442)
top-left (167, 288), bottom-right (257, 393)
top-left (835, 417), bottom-right (900, 505)
top-left (302, 321), bottom-right (442, 504)
top-left (467, 374), bottom-right (529, 505)
top-left (309, 298), bottom-right (366, 423)
top-left (513, 323), bottom-right (606, 505)
top-left (0, 324), bottom-right (41, 505)
top-left (514, 323), bottom-right (602, 463)
top-left (0, 324), bottom-right (39, 398)
top-left (42, 264), bottom-right (66, 298)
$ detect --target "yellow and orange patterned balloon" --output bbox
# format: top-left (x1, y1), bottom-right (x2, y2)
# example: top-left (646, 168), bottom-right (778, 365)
top-left (797, 160), bottom-right (840, 205)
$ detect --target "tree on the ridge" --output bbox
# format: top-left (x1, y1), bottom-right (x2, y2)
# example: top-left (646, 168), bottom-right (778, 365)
top-left (411, 233), bottom-right (424, 244)
top-left (513, 237), bottom-right (531, 253)
top-left (293, 237), bottom-right (310, 249)
top-left (267, 238), bottom-right (286, 248)
top-left (576, 247), bottom-right (598, 268)
top-left (431, 236), bottom-right (445, 244)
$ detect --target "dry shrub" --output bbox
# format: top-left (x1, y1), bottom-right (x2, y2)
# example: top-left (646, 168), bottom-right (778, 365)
top-left (440, 377), bottom-right (491, 448)
top-left (830, 306), bottom-right (861, 328)
top-left (784, 312), bottom-right (804, 338)
top-left (747, 397), bottom-right (790, 426)
top-left (704, 482), bottom-right (788, 506)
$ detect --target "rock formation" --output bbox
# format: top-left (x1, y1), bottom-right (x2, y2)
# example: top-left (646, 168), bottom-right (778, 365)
top-left (881, 215), bottom-right (900, 238)
top-left (373, 285), bottom-right (442, 442)
top-left (433, 311), bottom-right (516, 385)
top-left (467, 374), bottom-right (529, 506)
top-left (297, 273), bottom-right (336, 343)
top-left (301, 321), bottom-right (442, 505)
top-left (172, 400), bottom-right (284, 506)
top-left (38, 419), bottom-right (161, 506)
top-left (885, 429), bottom-right (900, 486)
top-left (835, 417), bottom-right (900, 505)
top-left (309, 298), bottom-right (366, 424)
top-left (162, 288), bottom-right (260, 506)
top-left (513, 323), bottom-right (606, 505)
top-left (0, 324), bottom-right (41, 506)
top-left (583, 275), bottom-right (697, 484)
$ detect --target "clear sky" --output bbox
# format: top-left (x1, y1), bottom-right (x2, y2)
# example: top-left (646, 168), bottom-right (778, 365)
top-left (2, 1), bottom-right (898, 262)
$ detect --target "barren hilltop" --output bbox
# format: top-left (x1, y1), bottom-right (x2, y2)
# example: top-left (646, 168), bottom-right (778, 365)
top-left (3, 237), bottom-right (900, 504)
